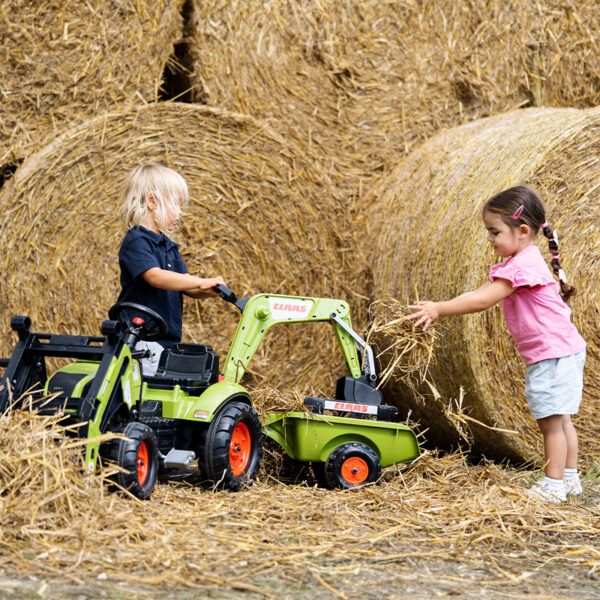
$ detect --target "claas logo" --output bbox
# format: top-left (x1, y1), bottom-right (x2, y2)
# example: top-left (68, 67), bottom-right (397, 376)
top-left (333, 402), bottom-right (369, 413)
top-left (272, 302), bottom-right (308, 313)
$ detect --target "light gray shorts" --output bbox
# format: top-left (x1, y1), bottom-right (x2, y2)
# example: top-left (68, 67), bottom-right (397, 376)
top-left (524, 349), bottom-right (586, 420)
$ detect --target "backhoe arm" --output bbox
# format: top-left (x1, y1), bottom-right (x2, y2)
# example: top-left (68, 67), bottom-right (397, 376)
top-left (220, 293), bottom-right (371, 384)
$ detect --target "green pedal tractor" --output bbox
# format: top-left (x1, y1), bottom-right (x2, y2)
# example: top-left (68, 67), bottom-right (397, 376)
top-left (0, 286), bottom-right (419, 499)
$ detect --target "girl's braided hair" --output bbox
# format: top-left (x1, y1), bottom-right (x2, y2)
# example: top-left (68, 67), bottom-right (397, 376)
top-left (483, 185), bottom-right (576, 303)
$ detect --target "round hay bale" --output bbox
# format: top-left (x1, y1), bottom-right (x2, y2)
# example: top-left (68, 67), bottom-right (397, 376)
top-left (189, 0), bottom-right (600, 194)
top-left (0, 102), bottom-right (359, 394)
top-left (0, 0), bottom-right (184, 165)
top-left (369, 106), bottom-right (600, 467)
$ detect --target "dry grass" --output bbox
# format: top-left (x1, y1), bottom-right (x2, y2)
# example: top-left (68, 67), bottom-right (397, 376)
top-left (369, 106), bottom-right (600, 468)
top-left (363, 299), bottom-right (483, 447)
top-left (0, 0), bottom-right (184, 165)
top-left (0, 407), bottom-right (116, 543)
top-left (251, 386), bottom-right (308, 417)
top-left (1, 410), bottom-right (598, 597)
top-left (0, 102), bottom-right (364, 397)
top-left (189, 0), bottom-right (600, 201)
top-left (2, 4), bottom-right (600, 596)
top-left (364, 297), bottom-right (437, 393)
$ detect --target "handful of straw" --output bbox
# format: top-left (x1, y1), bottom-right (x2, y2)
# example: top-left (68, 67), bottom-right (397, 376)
top-left (250, 385), bottom-right (309, 418)
top-left (364, 298), bottom-right (437, 392)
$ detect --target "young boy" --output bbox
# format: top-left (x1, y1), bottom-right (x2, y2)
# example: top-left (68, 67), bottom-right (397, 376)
top-left (117, 163), bottom-right (225, 374)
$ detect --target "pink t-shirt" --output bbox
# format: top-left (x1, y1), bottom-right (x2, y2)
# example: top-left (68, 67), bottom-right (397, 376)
top-left (489, 245), bottom-right (585, 364)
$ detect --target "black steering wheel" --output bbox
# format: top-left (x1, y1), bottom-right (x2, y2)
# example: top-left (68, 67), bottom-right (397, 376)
top-left (108, 302), bottom-right (168, 342)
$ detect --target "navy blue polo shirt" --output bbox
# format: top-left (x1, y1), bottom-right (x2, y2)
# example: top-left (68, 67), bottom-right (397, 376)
top-left (117, 226), bottom-right (189, 348)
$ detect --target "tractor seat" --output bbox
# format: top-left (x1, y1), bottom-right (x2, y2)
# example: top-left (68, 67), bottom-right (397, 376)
top-left (143, 343), bottom-right (219, 395)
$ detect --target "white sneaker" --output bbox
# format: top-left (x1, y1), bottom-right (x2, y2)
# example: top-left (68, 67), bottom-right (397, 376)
top-left (528, 480), bottom-right (567, 504)
top-left (564, 477), bottom-right (583, 496)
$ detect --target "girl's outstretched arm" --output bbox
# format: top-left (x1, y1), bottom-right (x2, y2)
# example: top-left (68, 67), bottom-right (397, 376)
top-left (407, 278), bottom-right (513, 330)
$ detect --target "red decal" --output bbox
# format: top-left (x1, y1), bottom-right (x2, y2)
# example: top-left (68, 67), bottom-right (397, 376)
top-left (333, 402), bottom-right (368, 413)
top-left (273, 303), bottom-right (308, 313)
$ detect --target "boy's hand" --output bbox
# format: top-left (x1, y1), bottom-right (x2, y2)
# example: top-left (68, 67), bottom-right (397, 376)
top-left (184, 275), bottom-right (226, 298)
top-left (407, 301), bottom-right (439, 331)
top-left (204, 276), bottom-right (226, 296)
top-left (193, 276), bottom-right (226, 298)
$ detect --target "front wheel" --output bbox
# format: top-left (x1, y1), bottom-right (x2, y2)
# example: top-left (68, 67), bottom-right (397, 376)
top-left (325, 442), bottom-right (381, 489)
top-left (203, 401), bottom-right (264, 490)
top-left (112, 421), bottom-right (159, 499)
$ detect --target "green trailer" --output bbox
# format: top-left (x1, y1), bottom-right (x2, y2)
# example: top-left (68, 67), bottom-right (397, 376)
top-left (265, 411), bottom-right (419, 487)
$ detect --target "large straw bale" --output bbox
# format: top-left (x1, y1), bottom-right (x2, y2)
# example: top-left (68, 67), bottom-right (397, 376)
top-left (189, 0), bottom-right (600, 196)
top-left (369, 106), bottom-right (600, 467)
top-left (0, 102), bottom-right (360, 394)
top-left (0, 0), bottom-right (184, 165)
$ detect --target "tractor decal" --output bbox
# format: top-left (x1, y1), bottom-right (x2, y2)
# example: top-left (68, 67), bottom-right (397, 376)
top-left (324, 400), bottom-right (378, 415)
top-left (269, 298), bottom-right (313, 319)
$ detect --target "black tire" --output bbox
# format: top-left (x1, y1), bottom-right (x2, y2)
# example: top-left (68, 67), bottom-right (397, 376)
top-left (203, 400), bottom-right (263, 490)
top-left (325, 442), bottom-right (381, 489)
top-left (112, 421), bottom-right (159, 499)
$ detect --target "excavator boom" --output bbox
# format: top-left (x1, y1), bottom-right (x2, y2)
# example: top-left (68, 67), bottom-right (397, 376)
top-left (219, 291), bottom-right (373, 384)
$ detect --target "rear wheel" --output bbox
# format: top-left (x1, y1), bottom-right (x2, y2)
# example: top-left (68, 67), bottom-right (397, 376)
top-left (204, 401), bottom-right (263, 490)
top-left (325, 442), bottom-right (381, 489)
top-left (112, 421), bottom-right (159, 499)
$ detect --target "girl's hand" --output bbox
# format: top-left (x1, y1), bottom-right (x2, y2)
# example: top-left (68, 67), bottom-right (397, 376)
top-left (406, 301), bottom-right (439, 331)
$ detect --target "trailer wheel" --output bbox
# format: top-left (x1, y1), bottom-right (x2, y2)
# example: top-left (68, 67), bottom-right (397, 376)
top-left (113, 422), bottom-right (159, 499)
top-left (325, 442), bottom-right (381, 488)
top-left (204, 401), bottom-right (263, 490)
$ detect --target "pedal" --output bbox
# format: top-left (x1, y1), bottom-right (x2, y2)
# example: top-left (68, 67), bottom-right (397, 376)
top-left (163, 448), bottom-right (196, 469)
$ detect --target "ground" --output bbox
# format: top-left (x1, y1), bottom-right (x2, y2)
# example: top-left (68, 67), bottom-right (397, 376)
top-left (1, 454), bottom-right (599, 600)
top-left (1, 558), bottom-right (599, 599)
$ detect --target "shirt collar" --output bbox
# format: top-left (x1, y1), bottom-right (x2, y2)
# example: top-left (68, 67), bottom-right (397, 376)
top-left (133, 225), bottom-right (180, 248)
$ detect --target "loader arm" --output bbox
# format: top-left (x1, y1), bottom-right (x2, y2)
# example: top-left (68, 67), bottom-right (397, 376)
top-left (220, 293), bottom-right (373, 384)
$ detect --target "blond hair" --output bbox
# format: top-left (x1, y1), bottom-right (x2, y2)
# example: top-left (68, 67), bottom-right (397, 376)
top-left (122, 163), bottom-right (188, 233)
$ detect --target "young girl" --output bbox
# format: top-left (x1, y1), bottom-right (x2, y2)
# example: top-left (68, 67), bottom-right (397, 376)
top-left (408, 186), bottom-right (586, 503)
top-left (117, 163), bottom-right (225, 374)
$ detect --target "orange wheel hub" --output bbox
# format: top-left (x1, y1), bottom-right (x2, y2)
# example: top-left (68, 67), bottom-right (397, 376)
top-left (341, 456), bottom-right (369, 485)
top-left (137, 441), bottom-right (149, 485)
top-left (230, 422), bottom-right (251, 477)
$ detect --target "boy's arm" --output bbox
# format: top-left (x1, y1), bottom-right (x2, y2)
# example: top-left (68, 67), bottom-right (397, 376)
top-left (184, 287), bottom-right (223, 299)
top-left (141, 268), bottom-right (224, 297)
top-left (407, 278), bottom-right (514, 330)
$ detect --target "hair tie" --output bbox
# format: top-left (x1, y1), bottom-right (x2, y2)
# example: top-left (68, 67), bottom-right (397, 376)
top-left (541, 221), bottom-right (548, 229)
top-left (553, 230), bottom-right (559, 245)
top-left (512, 205), bottom-right (524, 219)
top-left (552, 254), bottom-right (560, 259)
top-left (558, 268), bottom-right (567, 283)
